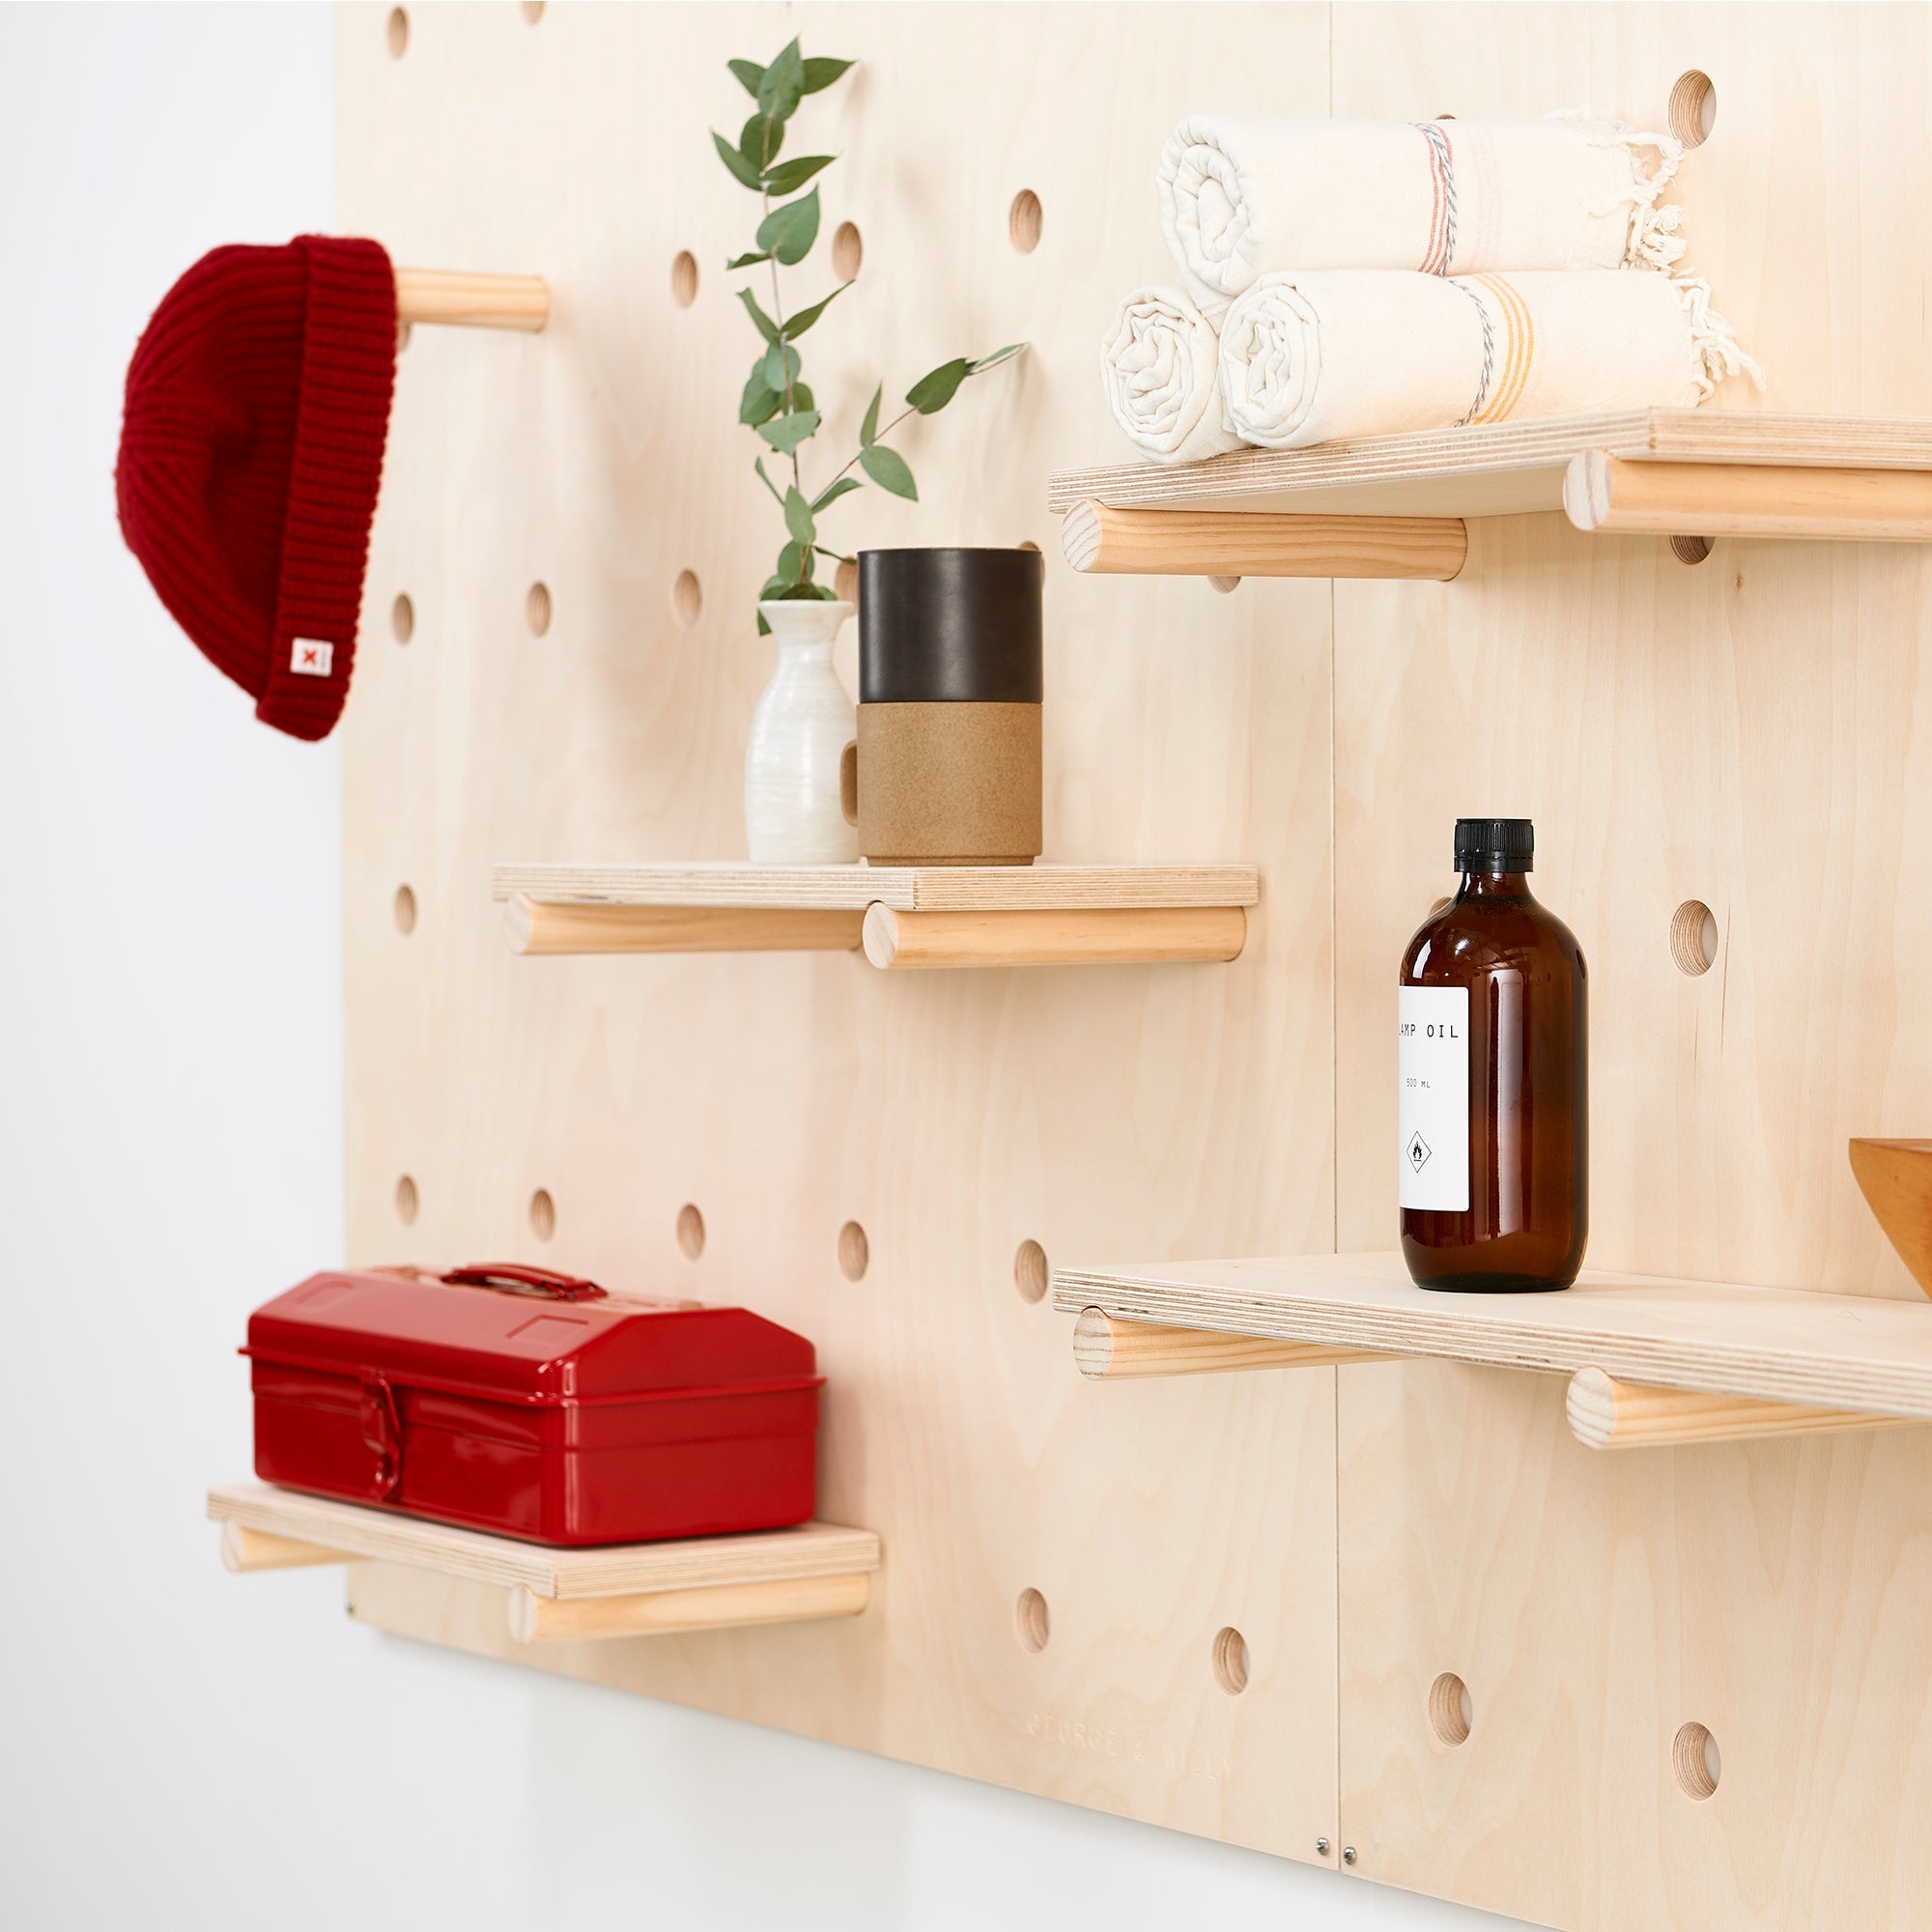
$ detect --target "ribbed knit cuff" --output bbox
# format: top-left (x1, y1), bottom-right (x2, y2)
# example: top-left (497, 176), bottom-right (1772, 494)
top-left (258, 236), bottom-right (397, 742)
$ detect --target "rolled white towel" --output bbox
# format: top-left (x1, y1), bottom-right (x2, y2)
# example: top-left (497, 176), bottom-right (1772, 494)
top-left (1218, 269), bottom-right (1758, 451)
top-left (1099, 285), bottom-right (1245, 465)
top-left (1158, 115), bottom-right (1685, 315)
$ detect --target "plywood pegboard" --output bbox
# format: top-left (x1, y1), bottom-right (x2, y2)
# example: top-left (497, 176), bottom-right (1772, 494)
top-left (1325, 9), bottom-right (1932, 1927)
top-left (337, 0), bottom-right (1341, 1871)
top-left (328, 5), bottom-right (1932, 1925)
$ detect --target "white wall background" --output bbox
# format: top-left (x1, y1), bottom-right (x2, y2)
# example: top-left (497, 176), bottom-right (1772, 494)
top-left (0, 8), bottom-right (1520, 1926)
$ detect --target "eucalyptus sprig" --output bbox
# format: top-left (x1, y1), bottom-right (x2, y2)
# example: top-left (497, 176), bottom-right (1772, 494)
top-left (714, 39), bottom-right (1026, 632)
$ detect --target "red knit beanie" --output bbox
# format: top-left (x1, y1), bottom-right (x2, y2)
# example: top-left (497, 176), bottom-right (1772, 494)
top-left (116, 236), bottom-right (397, 742)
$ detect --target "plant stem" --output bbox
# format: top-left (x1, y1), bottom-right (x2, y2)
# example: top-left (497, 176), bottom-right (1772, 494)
top-left (761, 185), bottom-right (803, 498)
top-left (819, 403), bottom-right (920, 494)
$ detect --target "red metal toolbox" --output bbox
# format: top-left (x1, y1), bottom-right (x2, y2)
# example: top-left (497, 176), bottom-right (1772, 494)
top-left (244, 1264), bottom-right (823, 1547)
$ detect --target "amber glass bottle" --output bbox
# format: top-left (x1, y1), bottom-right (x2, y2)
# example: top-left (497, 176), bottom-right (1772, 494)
top-left (1398, 818), bottom-right (1587, 1292)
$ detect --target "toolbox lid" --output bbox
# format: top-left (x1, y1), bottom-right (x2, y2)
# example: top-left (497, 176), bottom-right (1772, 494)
top-left (245, 1265), bottom-right (820, 1406)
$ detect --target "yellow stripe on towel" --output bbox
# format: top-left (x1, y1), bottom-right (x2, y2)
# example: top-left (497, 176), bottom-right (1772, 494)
top-left (1470, 273), bottom-right (1534, 423)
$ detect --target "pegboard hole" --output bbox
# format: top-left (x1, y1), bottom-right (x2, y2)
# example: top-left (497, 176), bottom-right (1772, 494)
top-left (391, 593), bottom-right (414, 643)
top-left (521, 0), bottom-right (544, 18)
top-left (396, 320), bottom-right (412, 354)
top-left (526, 582), bottom-right (552, 637)
top-left (831, 221), bottom-right (864, 280)
top-left (1429, 1672), bottom-right (1474, 1747)
top-left (529, 1188), bottom-right (556, 1241)
top-left (1017, 539), bottom-right (1041, 554)
top-left (1014, 1588), bottom-right (1050, 1653)
top-left (834, 558), bottom-right (859, 604)
top-left (1208, 575), bottom-right (1241, 594)
top-left (385, 7), bottom-right (408, 57)
top-left (671, 570), bottom-right (703, 628)
top-left (1670, 899), bottom-right (1720, 976)
top-left (1212, 1627), bottom-right (1251, 1695)
top-left (838, 1220), bottom-right (869, 1281)
top-left (1673, 1720), bottom-right (1721, 1800)
top-left (1670, 534), bottom-right (1714, 566)
top-left (394, 1175), bottom-right (419, 1225)
top-left (1013, 1238), bottom-right (1049, 1304)
top-left (670, 251), bottom-right (699, 308)
top-left (1008, 188), bottom-right (1042, 254)
top-left (392, 884), bottom-right (417, 935)
top-left (676, 1203), bottom-right (705, 1260)
top-left (1669, 70), bottom-right (1717, 148)
top-left (1429, 895), bottom-right (1453, 919)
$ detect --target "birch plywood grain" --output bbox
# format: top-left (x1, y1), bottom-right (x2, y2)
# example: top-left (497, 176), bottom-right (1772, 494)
top-left (336, 0), bottom-right (1339, 1862)
top-left (1328, 10), bottom-right (1932, 1926)
top-left (1047, 410), bottom-right (1932, 521)
top-left (1338, 1369), bottom-right (1932, 1929)
top-left (208, 1484), bottom-right (882, 1599)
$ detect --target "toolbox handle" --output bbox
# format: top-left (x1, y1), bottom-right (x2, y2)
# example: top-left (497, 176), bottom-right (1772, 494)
top-left (443, 1263), bottom-right (609, 1303)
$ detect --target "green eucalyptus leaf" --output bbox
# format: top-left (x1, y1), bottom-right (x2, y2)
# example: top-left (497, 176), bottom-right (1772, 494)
top-left (859, 443), bottom-right (917, 500)
top-left (801, 55), bottom-right (855, 94)
top-left (968, 341), bottom-right (1027, 374)
top-left (905, 356), bottom-right (971, 414)
top-left (725, 249), bottom-right (774, 271)
top-left (783, 485), bottom-right (817, 546)
top-left (712, 129), bottom-right (763, 189)
top-left (759, 573), bottom-right (790, 600)
top-left (783, 280), bottom-right (852, 340)
top-left (758, 408), bottom-right (822, 454)
top-left (739, 110), bottom-right (784, 172)
top-left (814, 546), bottom-right (855, 565)
top-left (761, 154), bottom-right (835, 195)
top-left (788, 382), bottom-right (815, 413)
top-left (810, 476), bottom-right (863, 514)
top-left (756, 610), bottom-right (772, 635)
top-left (739, 370), bottom-right (781, 427)
top-left (859, 383), bottom-right (882, 446)
top-left (783, 582), bottom-right (833, 600)
top-left (753, 458), bottom-right (784, 504)
top-left (759, 341), bottom-right (801, 392)
top-left (778, 538), bottom-right (809, 584)
top-left (727, 57), bottom-right (765, 97)
top-left (736, 287), bottom-right (780, 344)
top-left (756, 38), bottom-right (806, 121)
top-left (755, 186), bottom-right (821, 267)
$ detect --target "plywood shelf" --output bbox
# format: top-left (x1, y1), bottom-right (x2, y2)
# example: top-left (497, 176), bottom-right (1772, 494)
top-left (208, 1483), bottom-right (880, 1643)
top-left (492, 863), bottom-right (1260, 970)
top-left (1048, 409), bottom-right (1932, 566)
top-left (1054, 1253), bottom-right (1932, 1449)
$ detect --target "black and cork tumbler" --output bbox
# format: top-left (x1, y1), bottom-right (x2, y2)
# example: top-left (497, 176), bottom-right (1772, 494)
top-left (839, 547), bottom-right (1044, 865)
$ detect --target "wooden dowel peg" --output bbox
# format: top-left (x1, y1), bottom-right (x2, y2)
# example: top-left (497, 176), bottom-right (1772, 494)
top-left (1073, 1307), bottom-right (1393, 1379)
top-left (862, 903), bottom-right (1247, 970)
top-left (220, 1522), bottom-right (349, 1573)
top-left (1563, 454), bottom-right (1932, 543)
top-left (1060, 498), bottom-right (1468, 582)
top-left (508, 895), bottom-right (865, 955)
top-left (1565, 1367), bottom-right (1919, 1450)
top-left (507, 1571), bottom-right (872, 1644)
top-left (393, 268), bottom-right (550, 332)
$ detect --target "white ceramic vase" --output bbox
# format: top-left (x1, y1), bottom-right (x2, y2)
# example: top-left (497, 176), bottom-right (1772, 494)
top-left (744, 599), bottom-right (860, 865)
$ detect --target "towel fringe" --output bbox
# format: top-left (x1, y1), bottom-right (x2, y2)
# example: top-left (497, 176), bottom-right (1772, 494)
top-left (1548, 107), bottom-right (1689, 271)
top-left (1673, 273), bottom-right (1766, 399)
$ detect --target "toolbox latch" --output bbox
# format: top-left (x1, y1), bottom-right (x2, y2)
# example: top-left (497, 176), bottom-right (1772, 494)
top-left (358, 1372), bottom-right (403, 1498)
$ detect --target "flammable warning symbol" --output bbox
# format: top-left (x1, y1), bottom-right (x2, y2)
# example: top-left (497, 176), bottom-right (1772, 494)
top-left (1406, 1132), bottom-right (1432, 1173)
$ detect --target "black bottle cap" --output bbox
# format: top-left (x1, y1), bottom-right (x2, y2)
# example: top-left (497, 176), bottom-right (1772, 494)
top-left (857, 547), bottom-right (1043, 703)
top-left (1454, 817), bottom-right (1534, 873)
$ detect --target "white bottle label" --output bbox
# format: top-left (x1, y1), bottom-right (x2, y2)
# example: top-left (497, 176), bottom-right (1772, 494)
top-left (1399, 985), bottom-right (1469, 1211)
